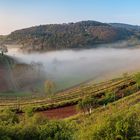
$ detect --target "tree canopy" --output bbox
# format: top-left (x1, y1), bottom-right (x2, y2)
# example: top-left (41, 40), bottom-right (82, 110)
top-left (6, 21), bottom-right (133, 51)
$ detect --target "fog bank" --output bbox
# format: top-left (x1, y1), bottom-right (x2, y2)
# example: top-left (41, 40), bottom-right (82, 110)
top-left (7, 47), bottom-right (140, 91)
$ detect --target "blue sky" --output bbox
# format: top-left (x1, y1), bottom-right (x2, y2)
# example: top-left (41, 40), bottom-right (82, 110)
top-left (0, 0), bottom-right (140, 34)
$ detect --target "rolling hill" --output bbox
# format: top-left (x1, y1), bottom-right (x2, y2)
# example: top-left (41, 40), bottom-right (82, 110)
top-left (3, 20), bottom-right (140, 51)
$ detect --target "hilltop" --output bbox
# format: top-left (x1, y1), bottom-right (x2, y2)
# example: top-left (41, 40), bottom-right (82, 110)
top-left (2, 20), bottom-right (140, 51)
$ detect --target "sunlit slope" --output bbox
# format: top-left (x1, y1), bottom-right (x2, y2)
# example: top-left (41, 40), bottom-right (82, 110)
top-left (72, 89), bottom-right (140, 140)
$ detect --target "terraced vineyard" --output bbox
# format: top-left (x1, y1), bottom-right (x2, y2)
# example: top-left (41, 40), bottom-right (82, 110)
top-left (0, 73), bottom-right (137, 112)
top-left (69, 86), bottom-right (140, 121)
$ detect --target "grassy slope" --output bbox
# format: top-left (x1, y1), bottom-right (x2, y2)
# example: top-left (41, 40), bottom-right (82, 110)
top-left (0, 72), bottom-right (139, 139)
top-left (67, 90), bottom-right (140, 139)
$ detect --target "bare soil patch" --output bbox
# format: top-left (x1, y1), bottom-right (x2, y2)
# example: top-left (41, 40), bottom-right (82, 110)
top-left (40, 105), bottom-right (77, 119)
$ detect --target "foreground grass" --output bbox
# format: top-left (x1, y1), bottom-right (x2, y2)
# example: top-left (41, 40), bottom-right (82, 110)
top-left (0, 88), bottom-right (139, 140)
top-left (70, 91), bottom-right (140, 140)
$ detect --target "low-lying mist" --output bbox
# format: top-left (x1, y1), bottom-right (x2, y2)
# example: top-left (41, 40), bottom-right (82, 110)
top-left (7, 46), bottom-right (140, 92)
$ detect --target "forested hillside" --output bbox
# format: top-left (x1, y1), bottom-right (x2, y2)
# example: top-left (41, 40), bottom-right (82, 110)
top-left (5, 21), bottom-right (135, 51)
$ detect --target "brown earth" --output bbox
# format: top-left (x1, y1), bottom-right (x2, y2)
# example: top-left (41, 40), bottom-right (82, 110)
top-left (40, 105), bottom-right (78, 119)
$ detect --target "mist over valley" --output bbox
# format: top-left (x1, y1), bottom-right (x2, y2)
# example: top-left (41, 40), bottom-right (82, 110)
top-left (5, 45), bottom-right (140, 94)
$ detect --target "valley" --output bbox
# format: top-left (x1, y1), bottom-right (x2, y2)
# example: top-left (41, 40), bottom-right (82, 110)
top-left (1, 0), bottom-right (140, 139)
top-left (3, 46), bottom-right (140, 94)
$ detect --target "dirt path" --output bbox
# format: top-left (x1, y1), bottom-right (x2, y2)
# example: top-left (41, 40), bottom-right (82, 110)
top-left (40, 105), bottom-right (78, 119)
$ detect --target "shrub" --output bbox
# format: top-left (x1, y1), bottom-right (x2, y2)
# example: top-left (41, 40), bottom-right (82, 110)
top-left (77, 96), bottom-right (97, 114)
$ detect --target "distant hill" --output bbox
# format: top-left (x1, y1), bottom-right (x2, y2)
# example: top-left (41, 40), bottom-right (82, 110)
top-left (3, 20), bottom-right (140, 51)
top-left (110, 23), bottom-right (140, 31)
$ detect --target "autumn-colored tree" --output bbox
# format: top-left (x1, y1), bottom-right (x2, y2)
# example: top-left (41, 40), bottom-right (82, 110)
top-left (44, 80), bottom-right (55, 96)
